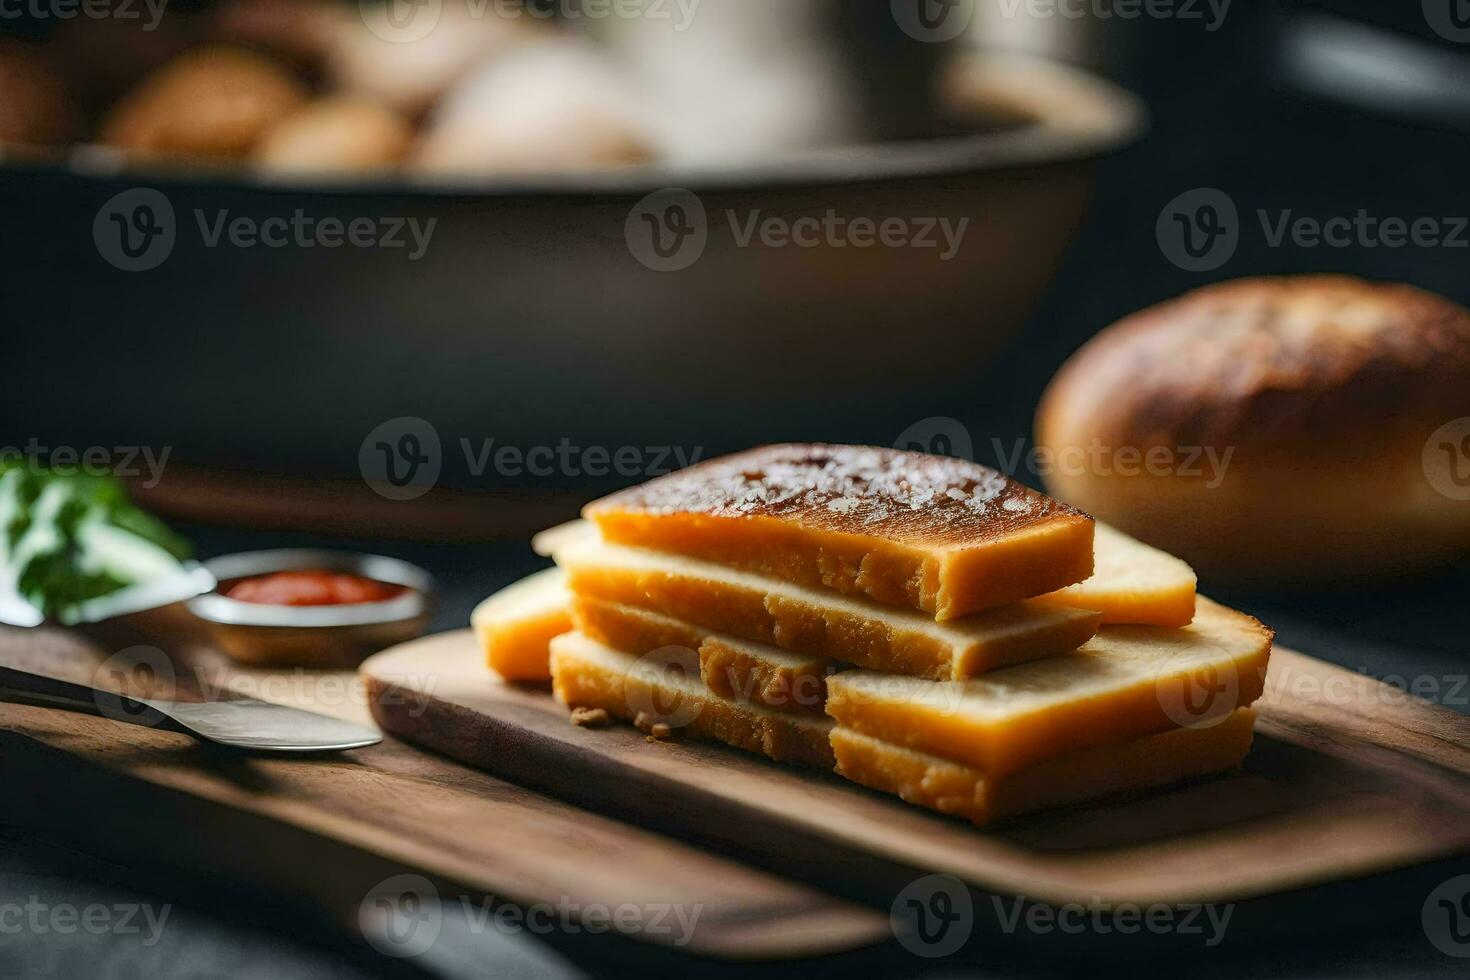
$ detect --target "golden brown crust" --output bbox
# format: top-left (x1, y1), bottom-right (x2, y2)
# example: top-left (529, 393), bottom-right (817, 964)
top-left (1036, 276), bottom-right (1470, 580)
top-left (255, 97), bottom-right (412, 172)
top-left (824, 596), bottom-right (1272, 777)
top-left (557, 538), bottom-right (1100, 680)
top-left (101, 45), bottom-right (308, 160)
top-left (832, 709), bottom-right (1256, 826)
top-left (590, 444), bottom-right (1087, 549)
top-left (1039, 276), bottom-right (1470, 461)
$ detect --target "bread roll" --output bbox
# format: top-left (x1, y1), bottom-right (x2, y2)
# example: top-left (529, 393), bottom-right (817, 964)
top-left (324, 1), bottom-right (543, 118)
top-left (256, 98), bottom-right (412, 174)
top-left (1035, 275), bottom-right (1470, 583)
top-left (413, 41), bottom-right (654, 176)
top-left (101, 46), bottom-right (308, 161)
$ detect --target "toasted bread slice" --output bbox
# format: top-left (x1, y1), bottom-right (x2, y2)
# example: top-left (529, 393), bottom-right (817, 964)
top-left (531, 519), bottom-right (595, 558)
top-left (549, 517), bottom-right (1192, 627)
top-left (549, 631), bottom-right (835, 769)
top-left (470, 568), bottom-right (571, 682)
top-left (571, 595), bottom-right (838, 715)
top-left (1040, 523), bottom-right (1197, 627)
top-left (832, 709), bottom-right (1256, 826)
top-left (825, 598), bottom-right (1272, 777)
top-left (586, 444), bottom-right (1094, 620)
top-left (555, 536), bottom-right (1100, 681)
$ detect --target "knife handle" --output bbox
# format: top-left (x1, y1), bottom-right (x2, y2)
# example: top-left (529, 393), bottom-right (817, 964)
top-left (0, 664), bottom-right (177, 732)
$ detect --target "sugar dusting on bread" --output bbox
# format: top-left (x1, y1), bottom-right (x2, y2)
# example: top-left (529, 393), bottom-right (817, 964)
top-left (592, 444), bottom-right (1080, 535)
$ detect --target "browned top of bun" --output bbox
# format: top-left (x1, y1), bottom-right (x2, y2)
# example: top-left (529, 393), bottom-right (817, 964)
top-left (100, 45), bottom-right (307, 158)
top-left (588, 444), bottom-right (1088, 548)
top-left (1038, 276), bottom-right (1470, 459)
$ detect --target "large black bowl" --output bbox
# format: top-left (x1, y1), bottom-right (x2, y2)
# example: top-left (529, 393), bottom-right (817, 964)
top-left (1, 53), bottom-right (1144, 527)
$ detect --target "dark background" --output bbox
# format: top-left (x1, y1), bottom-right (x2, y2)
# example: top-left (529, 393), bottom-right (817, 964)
top-left (6, 2), bottom-right (1470, 976)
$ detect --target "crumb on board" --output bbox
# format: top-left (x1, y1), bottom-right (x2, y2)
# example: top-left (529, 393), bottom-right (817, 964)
top-left (570, 707), bottom-right (610, 728)
top-left (633, 712), bottom-right (673, 741)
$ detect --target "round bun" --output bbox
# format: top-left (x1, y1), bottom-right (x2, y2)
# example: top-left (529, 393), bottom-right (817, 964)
top-left (256, 97), bottom-right (412, 173)
top-left (101, 46), bottom-right (307, 161)
top-left (324, 2), bottom-right (543, 118)
top-left (413, 41), bottom-right (654, 176)
top-left (1036, 275), bottom-right (1470, 583)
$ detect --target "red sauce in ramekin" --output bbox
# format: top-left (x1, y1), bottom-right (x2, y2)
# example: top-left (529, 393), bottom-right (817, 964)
top-left (224, 571), bottom-right (405, 607)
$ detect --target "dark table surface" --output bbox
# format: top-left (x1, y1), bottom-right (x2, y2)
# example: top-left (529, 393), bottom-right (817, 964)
top-left (8, 4), bottom-right (1470, 976)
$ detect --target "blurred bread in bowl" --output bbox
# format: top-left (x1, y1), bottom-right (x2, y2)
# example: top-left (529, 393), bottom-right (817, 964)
top-left (47, 14), bottom-right (196, 122)
top-left (413, 41), bottom-right (655, 176)
top-left (256, 97), bottom-right (412, 174)
top-left (325, 1), bottom-right (544, 118)
top-left (101, 46), bottom-right (308, 161)
top-left (0, 40), bottom-right (76, 148)
top-left (1036, 275), bottom-right (1470, 584)
top-left (207, 0), bottom-right (347, 73)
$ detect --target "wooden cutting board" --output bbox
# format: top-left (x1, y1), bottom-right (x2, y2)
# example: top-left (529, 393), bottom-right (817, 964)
top-left (0, 625), bottom-right (888, 961)
top-left (364, 631), bottom-right (1470, 907)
